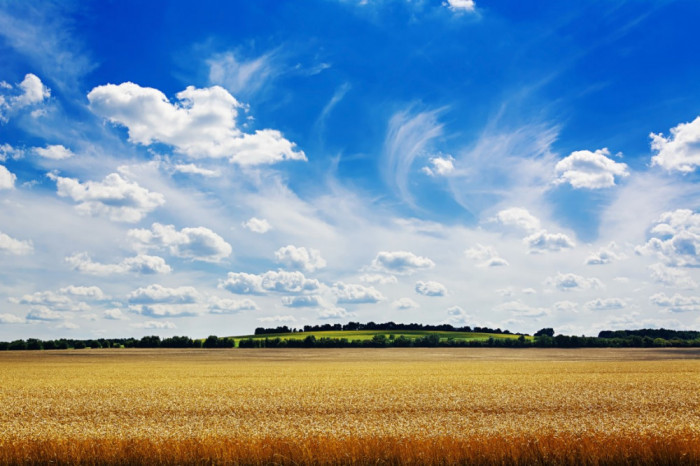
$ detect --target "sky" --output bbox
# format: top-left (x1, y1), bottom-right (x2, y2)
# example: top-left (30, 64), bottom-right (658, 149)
top-left (1, 0), bottom-right (700, 339)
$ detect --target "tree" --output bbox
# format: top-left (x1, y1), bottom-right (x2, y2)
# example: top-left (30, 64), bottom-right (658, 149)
top-left (534, 328), bottom-right (555, 337)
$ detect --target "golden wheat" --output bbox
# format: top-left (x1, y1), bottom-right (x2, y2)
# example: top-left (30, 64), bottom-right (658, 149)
top-left (1, 348), bottom-right (699, 464)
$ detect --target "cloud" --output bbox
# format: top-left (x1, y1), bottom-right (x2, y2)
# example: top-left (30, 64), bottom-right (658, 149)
top-left (489, 207), bottom-right (541, 234)
top-left (392, 297), bottom-right (419, 310)
top-left (415, 280), bottom-right (447, 297)
top-left (371, 250), bottom-right (435, 274)
top-left (446, 306), bottom-right (472, 325)
top-left (586, 243), bottom-right (622, 265)
top-left (0, 313), bottom-right (25, 324)
top-left (554, 148), bottom-right (629, 189)
top-left (318, 306), bottom-right (354, 320)
top-left (127, 284), bottom-right (200, 305)
top-left (359, 274), bottom-right (398, 285)
top-left (131, 320), bottom-right (176, 329)
top-left (242, 217), bottom-right (271, 234)
top-left (552, 301), bottom-right (579, 314)
top-left (257, 315), bottom-right (297, 324)
top-left (274, 245), bottom-right (326, 272)
top-left (524, 230), bottom-right (575, 253)
top-left (494, 301), bottom-right (549, 318)
top-left (584, 298), bottom-right (627, 311)
top-left (132, 304), bottom-right (199, 318)
top-left (34, 144), bottom-right (74, 160)
top-left (129, 223), bottom-right (232, 263)
top-left (219, 270), bottom-right (320, 295)
top-left (66, 252), bottom-right (171, 275)
top-left (0, 143), bottom-right (24, 161)
top-left (547, 273), bottom-right (603, 292)
top-left (0, 74), bottom-right (50, 122)
top-left (26, 306), bottom-right (65, 321)
top-left (87, 82), bottom-right (306, 166)
top-left (332, 282), bottom-right (385, 303)
top-left (422, 155), bottom-right (455, 176)
top-left (648, 263), bottom-right (697, 289)
top-left (636, 209), bottom-right (700, 267)
top-left (0, 165), bottom-right (16, 189)
top-left (207, 50), bottom-right (278, 97)
top-left (12, 289), bottom-right (92, 312)
top-left (104, 308), bottom-right (127, 320)
top-left (650, 116), bottom-right (700, 172)
top-left (209, 297), bottom-right (258, 314)
top-left (59, 286), bottom-right (107, 300)
top-left (649, 293), bottom-right (700, 313)
top-left (443, 0), bottom-right (476, 12)
top-left (0, 231), bottom-right (33, 255)
top-left (281, 295), bottom-right (322, 308)
top-left (49, 172), bottom-right (165, 223)
top-left (173, 163), bottom-right (221, 177)
top-left (465, 244), bottom-right (509, 267)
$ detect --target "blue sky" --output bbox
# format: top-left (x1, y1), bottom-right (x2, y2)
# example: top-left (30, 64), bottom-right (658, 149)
top-left (2, 0), bottom-right (700, 339)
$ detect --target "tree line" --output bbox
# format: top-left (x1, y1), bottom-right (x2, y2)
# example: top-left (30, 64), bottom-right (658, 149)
top-left (254, 321), bottom-right (519, 336)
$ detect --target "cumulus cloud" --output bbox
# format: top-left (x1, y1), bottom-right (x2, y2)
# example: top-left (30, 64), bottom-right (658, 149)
top-left (219, 270), bottom-right (320, 295)
top-left (127, 284), bottom-right (200, 304)
top-left (209, 297), bottom-right (258, 314)
top-left (0, 231), bottom-right (33, 255)
top-left (584, 298), bottom-right (627, 311)
top-left (104, 308), bottom-right (127, 320)
top-left (465, 244), bottom-right (509, 267)
top-left (34, 144), bottom-right (74, 160)
top-left (281, 295), bottom-right (322, 307)
top-left (648, 263), bottom-right (697, 289)
top-left (26, 307), bottom-right (65, 321)
top-left (554, 148), bottom-right (629, 189)
top-left (87, 82), bottom-right (306, 166)
top-left (371, 251), bottom-right (435, 274)
top-left (0, 165), bottom-right (16, 189)
top-left (274, 245), bottom-right (326, 272)
top-left (12, 289), bottom-right (93, 312)
top-left (490, 207), bottom-right (541, 234)
top-left (650, 116), bottom-right (700, 172)
top-left (586, 243), bottom-right (622, 265)
top-left (636, 209), bottom-right (700, 267)
top-left (524, 230), bottom-right (575, 253)
top-left (132, 304), bottom-right (199, 318)
top-left (242, 217), bottom-right (271, 233)
top-left (128, 223), bottom-right (232, 263)
top-left (392, 297), bottom-right (419, 310)
top-left (49, 172), bottom-right (165, 223)
top-left (318, 307), bottom-right (354, 320)
top-left (415, 280), bottom-right (447, 297)
top-left (332, 282), bottom-right (384, 303)
top-left (649, 293), bottom-right (700, 313)
top-left (0, 73), bottom-right (50, 122)
top-left (59, 286), bottom-right (107, 300)
top-left (0, 313), bottom-right (25, 324)
top-left (547, 273), bottom-right (603, 292)
top-left (0, 143), bottom-right (24, 161)
top-left (494, 301), bottom-right (549, 318)
top-left (173, 163), bottom-right (220, 177)
top-left (359, 274), bottom-right (398, 285)
top-left (422, 155), bottom-right (455, 176)
top-left (443, 0), bottom-right (475, 12)
top-left (446, 306), bottom-right (472, 325)
top-left (66, 252), bottom-right (171, 275)
top-left (131, 320), bottom-right (176, 329)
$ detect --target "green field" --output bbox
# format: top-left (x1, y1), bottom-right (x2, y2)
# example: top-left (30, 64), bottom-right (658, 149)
top-left (234, 329), bottom-right (531, 342)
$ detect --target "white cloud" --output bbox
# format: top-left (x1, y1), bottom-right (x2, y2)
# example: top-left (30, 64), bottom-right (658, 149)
top-left (371, 250), bottom-right (435, 274)
top-left (59, 285), bottom-right (107, 300)
top-left (281, 295), bottom-right (322, 308)
top-left (104, 308), bottom-right (127, 320)
top-left (524, 230), bottom-right (575, 253)
top-left (650, 116), bottom-right (700, 172)
top-left (173, 163), bottom-right (221, 177)
top-left (586, 243), bottom-right (622, 265)
top-left (257, 315), bottom-right (297, 324)
top-left (359, 274), bottom-right (398, 285)
top-left (127, 284), bottom-right (200, 304)
top-left (648, 263), bottom-right (697, 289)
top-left (0, 165), bottom-right (16, 189)
top-left (26, 306), bottom-right (65, 321)
top-left (12, 290), bottom-right (91, 312)
top-left (318, 307), bottom-right (354, 320)
top-left (636, 209), bottom-right (700, 267)
top-left (0, 143), bottom-right (24, 161)
top-left (392, 297), bottom-right (419, 310)
top-left (274, 245), bottom-right (326, 272)
top-left (0, 313), bottom-right (25, 324)
top-left (129, 223), bottom-right (231, 263)
top-left (219, 270), bottom-right (320, 295)
top-left (132, 304), bottom-right (199, 318)
top-left (415, 280), bottom-right (447, 297)
top-left (0, 74), bottom-right (50, 122)
top-left (422, 155), bottom-right (455, 176)
top-left (554, 148), bottom-right (629, 189)
top-left (34, 144), bottom-right (74, 160)
top-left (494, 300), bottom-right (549, 318)
top-left (50, 172), bottom-right (165, 223)
top-left (465, 244), bottom-right (509, 267)
top-left (332, 282), bottom-right (385, 303)
top-left (0, 231), bottom-right (33, 255)
top-left (649, 293), bottom-right (700, 313)
top-left (66, 252), bottom-right (171, 275)
top-left (131, 320), bottom-right (176, 329)
top-left (56, 321), bottom-right (79, 329)
top-left (446, 305), bottom-right (472, 325)
top-left (584, 298), bottom-right (627, 311)
top-left (443, 0), bottom-right (475, 12)
top-left (490, 207), bottom-right (541, 234)
top-left (87, 82), bottom-right (306, 166)
top-left (553, 301), bottom-right (579, 314)
top-left (547, 273), bottom-right (603, 292)
top-left (207, 50), bottom-right (278, 97)
top-left (242, 217), bottom-right (271, 234)
top-left (209, 297), bottom-right (258, 314)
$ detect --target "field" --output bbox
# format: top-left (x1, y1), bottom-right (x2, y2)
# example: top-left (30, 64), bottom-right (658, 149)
top-left (236, 329), bottom-right (527, 343)
top-left (1, 348), bottom-right (700, 465)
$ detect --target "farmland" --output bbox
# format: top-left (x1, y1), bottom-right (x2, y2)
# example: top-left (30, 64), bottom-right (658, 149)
top-left (1, 348), bottom-right (700, 465)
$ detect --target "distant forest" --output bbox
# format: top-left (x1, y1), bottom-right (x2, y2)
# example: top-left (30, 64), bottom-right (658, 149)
top-left (2, 323), bottom-right (700, 350)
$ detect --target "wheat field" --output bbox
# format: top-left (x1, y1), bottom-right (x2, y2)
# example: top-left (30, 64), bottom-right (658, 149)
top-left (1, 348), bottom-right (700, 465)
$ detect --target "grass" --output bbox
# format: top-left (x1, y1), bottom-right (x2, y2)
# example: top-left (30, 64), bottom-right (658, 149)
top-left (1, 347), bottom-right (699, 465)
